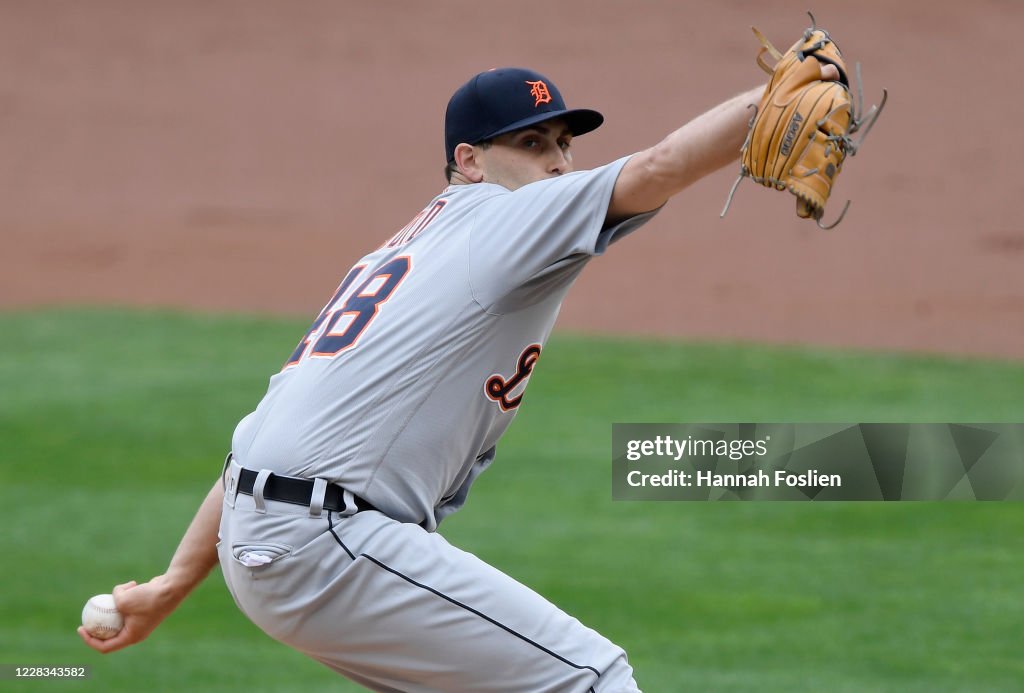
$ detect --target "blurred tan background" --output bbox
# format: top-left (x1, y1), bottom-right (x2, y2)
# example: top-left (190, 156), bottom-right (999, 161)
top-left (1, 0), bottom-right (1020, 358)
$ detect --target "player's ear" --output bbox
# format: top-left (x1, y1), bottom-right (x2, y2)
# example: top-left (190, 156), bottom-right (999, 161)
top-left (453, 143), bottom-right (485, 184)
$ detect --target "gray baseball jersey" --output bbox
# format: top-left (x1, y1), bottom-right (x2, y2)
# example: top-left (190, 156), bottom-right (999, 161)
top-left (220, 154), bottom-right (658, 692)
top-left (230, 155), bottom-right (657, 531)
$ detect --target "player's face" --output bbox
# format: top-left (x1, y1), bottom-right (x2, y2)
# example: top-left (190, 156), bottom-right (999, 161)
top-left (475, 119), bottom-right (574, 190)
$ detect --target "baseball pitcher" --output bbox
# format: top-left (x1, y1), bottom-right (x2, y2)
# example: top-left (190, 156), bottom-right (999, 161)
top-left (81, 22), bottom-right (856, 691)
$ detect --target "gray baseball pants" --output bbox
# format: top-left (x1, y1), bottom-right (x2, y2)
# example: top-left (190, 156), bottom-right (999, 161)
top-left (217, 459), bottom-right (641, 692)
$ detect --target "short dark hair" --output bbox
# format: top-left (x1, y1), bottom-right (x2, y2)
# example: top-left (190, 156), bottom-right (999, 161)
top-left (444, 140), bottom-right (491, 183)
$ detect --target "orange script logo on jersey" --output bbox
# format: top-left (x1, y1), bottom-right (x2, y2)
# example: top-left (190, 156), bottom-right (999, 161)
top-left (484, 344), bottom-right (542, 411)
top-left (526, 80), bottom-right (552, 107)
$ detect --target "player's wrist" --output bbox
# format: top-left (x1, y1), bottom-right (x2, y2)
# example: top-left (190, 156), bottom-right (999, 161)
top-left (153, 571), bottom-right (199, 605)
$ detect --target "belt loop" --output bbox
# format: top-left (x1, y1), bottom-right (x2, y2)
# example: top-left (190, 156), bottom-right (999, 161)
top-left (309, 478), bottom-right (328, 518)
top-left (252, 469), bottom-right (272, 514)
top-left (221, 452), bottom-right (233, 490)
top-left (224, 454), bottom-right (240, 509)
top-left (338, 489), bottom-right (358, 518)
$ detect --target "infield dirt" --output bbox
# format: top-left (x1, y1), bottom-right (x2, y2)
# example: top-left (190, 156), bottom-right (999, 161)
top-left (2, 1), bottom-right (1020, 358)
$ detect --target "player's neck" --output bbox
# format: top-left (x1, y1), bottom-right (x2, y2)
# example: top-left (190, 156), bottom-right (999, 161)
top-left (448, 171), bottom-right (475, 187)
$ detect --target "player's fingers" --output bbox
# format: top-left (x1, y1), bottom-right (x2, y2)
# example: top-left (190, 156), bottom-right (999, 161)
top-left (78, 625), bottom-right (106, 651)
top-left (820, 64), bottom-right (840, 81)
top-left (112, 580), bottom-right (138, 595)
top-left (77, 625), bottom-right (130, 654)
top-left (111, 580), bottom-right (138, 608)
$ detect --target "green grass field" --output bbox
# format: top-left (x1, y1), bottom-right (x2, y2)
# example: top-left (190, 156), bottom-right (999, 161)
top-left (2, 308), bottom-right (1022, 692)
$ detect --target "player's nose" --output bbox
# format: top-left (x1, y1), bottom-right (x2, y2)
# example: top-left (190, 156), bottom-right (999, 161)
top-left (548, 147), bottom-right (571, 175)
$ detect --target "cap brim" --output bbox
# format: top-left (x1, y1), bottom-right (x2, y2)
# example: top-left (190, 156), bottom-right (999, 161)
top-left (481, 108), bottom-right (604, 142)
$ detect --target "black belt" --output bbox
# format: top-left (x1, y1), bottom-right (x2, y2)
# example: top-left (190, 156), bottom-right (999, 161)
top-left (237, 467), bottom-right (376, 514)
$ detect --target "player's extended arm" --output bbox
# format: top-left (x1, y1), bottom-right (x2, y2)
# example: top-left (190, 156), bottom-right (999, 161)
top-left (78, 478), bottom-right (224, 654)
top-left (608, 66), bottom-right (839, 223)
top-left (607, 85), bottom-right (763, 224)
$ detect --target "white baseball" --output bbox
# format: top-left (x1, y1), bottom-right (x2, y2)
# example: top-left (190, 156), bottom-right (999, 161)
top-left (81, 593), bottom-right (124, 640)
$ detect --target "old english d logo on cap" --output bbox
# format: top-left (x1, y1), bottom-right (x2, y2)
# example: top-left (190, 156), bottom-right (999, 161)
top-left (526, 80), bottom-right (552, 107)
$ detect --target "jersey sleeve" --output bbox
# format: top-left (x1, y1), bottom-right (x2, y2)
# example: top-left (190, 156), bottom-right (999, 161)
top-left (467, 155), bottom-right (659, 310)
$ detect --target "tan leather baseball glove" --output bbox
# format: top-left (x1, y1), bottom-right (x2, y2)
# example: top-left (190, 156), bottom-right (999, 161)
top-left (722, 14), bottom-right (887, 228)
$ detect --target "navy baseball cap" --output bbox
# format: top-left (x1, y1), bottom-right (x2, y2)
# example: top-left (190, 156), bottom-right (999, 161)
top-left (444, 67), bottom-right (604, 163)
